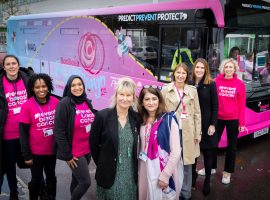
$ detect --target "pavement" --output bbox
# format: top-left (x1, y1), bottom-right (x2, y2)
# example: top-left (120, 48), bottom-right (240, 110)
top-left (0, 134), bottom-right (270, 200)
top-left (192, 134), bottom-right (270, 200)
top-left (0, 176), bottom-right (28, 200)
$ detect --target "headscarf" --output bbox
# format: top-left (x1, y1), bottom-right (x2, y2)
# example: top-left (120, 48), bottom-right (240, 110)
top-left (63, 75), bottom-right (87, 104)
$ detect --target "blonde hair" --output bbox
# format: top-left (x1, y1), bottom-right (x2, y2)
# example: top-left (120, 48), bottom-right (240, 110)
top-left (110, 77), bottom-right (137, 108)
top-left (218, 58), bottom-right (239, 74)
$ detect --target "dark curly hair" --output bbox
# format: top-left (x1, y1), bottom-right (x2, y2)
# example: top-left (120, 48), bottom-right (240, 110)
top-left (28, 73), bottom-right (54, 97)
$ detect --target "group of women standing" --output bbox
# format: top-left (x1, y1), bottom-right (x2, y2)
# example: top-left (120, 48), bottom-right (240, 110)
top-left (0, 55), bottom-right (96, 200)
top-left (0, 54), bottom-right (246, 200)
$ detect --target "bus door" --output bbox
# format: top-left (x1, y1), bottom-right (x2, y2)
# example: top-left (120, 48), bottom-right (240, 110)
top-left (40, 59), bottom-right (50, 75)
top-left (158, 25), bottom-right (207, 82)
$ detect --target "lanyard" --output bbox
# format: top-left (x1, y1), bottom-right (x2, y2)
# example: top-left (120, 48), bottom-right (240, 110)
top-left (144, 118), bottom-right (155, 153)
top-left (144, 122), bottom-right (151, 153)
top-left (175, 85), bottom-right (186, 112)
top-left (35, 99), bottom-right (51, 124)
top-left (12, 82), bottom-right (18, 103)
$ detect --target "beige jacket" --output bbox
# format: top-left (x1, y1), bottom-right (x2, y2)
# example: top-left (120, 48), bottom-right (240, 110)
top-left (161, 82), bottom-right (201, 165)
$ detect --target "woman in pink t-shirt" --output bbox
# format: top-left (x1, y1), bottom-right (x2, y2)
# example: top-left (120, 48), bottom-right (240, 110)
top-left (19, 73), bottom-right (59, 200)
top-left (0, 55), bottom-right (31, 199)
top-left (215, 58), bottom-right (246, 185)
top-left (54, 75), bottom-right (96, 200)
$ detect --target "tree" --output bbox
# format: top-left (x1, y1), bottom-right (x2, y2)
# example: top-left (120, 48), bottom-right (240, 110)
top-left (0, 0), bottom-right (30, 26)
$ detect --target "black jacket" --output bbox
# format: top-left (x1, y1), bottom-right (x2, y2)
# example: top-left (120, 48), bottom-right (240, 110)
top-left (53, 96), bottom-right (95, 161)
top-left (0, 69), bottom-right (31, 178)
top-left (192, 81), bottom-right (218, 149)
top-left (90, 107), bottom-right (140, 189)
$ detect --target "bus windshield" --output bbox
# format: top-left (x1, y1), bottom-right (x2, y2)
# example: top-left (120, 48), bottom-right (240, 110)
top-left (224, 31), bottom-right (270, 84)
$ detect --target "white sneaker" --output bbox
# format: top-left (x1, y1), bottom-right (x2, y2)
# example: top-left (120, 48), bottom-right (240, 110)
top-left (222, 172), bottom-right (231, 184)
top-left (197, 168), bottom-right (216, 176)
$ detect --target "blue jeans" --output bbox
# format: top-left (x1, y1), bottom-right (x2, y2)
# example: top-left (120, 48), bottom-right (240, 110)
top-left (180, 165), bottom-right (192, 199)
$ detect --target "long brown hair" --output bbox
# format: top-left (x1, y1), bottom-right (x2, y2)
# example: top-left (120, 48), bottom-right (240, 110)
top-left (192, 58), bottom-right (212, 85)
top-left (172, 63), bottom-right (189, 84)
top-left (137, 87), bottom-right (166, 125)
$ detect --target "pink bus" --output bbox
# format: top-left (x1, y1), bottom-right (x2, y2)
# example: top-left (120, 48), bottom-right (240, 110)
top-left (6, 0), bottom-right (270, 147)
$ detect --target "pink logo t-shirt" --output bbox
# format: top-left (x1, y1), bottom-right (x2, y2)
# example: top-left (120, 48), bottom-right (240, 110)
top-left (19, 96), bottom-right (59, 155)
top-left (72, 102), bottom-right (95, 158)
top-left (3, 76), bottom-right (27, 140)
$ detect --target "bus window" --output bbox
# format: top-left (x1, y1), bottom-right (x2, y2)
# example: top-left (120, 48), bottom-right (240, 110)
top-left (208, 28), bottom-right (223, 78)
top-left (159, 27), bottom-right (203, 82)
top-left (224, 32), bottom-right (270, 83)
top-left (112, 16), bottom-right (159, 76)
top-left (257, 35), bottom-right (270, 84)
top-left (224, 34), bottom-right (255, 58)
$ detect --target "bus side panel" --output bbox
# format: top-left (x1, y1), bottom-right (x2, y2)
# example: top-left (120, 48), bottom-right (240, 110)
top-left (7, 16), bottom-right (159, 110)
top-left (218, 108), bottom-right (270, 147)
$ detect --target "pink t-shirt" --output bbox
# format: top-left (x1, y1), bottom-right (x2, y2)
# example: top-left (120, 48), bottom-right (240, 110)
top-left (3, 76), bottom-right (28, 140)
top-left (215, 74), bottom-right (246, 126)
top-left (72, 102), bottom-right (95, 158)
top-left (19, 96), bottom-right (59, 155)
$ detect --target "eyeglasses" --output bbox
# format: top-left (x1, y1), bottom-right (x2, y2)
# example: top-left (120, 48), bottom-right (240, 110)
top-left (143, 85), bottom-right (162, 90)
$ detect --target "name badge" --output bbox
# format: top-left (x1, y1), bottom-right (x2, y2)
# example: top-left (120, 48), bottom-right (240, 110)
top-left (181, 112), bottom-right (188, 119)
top-left (44, 129), bottom-right (53, 137)
top-left (86, 124), bottom-right (91, 133)
top-left (139, 151), bottom-right (147, 162)
top-left (13, 107), bottom-right (21, 114)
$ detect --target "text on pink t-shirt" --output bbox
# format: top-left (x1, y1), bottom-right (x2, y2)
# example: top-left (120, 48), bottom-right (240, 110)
top-left (19, 96), bottom-right (59, 155)
top-left (72, 102), bottom-right (95, 158)
top-left (3, 76), bottom-right (27, 140)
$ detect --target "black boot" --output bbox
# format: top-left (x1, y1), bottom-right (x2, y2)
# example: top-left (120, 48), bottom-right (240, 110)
top-left (40, 186), bottom-right (49, 200)
top-left (0, 175), bottom-right (3, 195)
top-left (46, 177), bottom-right (57, 200)
top-left (203, 179), bottom-right (210, 196)
top-left (192, 171), bottom-right (198, 189)
top-left (191, 161), bottom-right (198, 189)
top-left (40, 176), bottom-right (49, 200)
top-left (28, 181), bottom-right (40, 200)
top-left (9, 192), bottom-right (19, 200)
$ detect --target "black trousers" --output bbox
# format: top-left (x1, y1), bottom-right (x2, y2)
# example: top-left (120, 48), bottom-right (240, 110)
top-left (30, 154), bottom-right (56, 184)
top-left (202, 149), bottom-right (215, 180)
top-left (192, 149), bottom-right (215, 185)
top-left (30, 154), bottom-right (56, 199)
top-left (2, 138), bottom-right (21, 193)
top-left (213, 119), bottom-right (239, 173)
